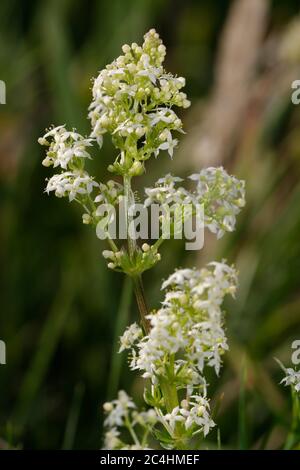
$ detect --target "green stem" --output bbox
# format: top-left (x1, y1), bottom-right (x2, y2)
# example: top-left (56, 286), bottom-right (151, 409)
top-left (159, 358), bottom-right (189, 450)
top-left (153, 236), bottom-right (165, 251)
top-left (132, 275), bottom-right (151, 334)
top-left (123, 173), bottom-right (150, 333)
top-left (160, 377), bottom-right (179, 413)
top-left (122, 171), bottom-right (185, 449)
top-left (160, 379), bottom-right (188, 450)
top-left (123, 174), bottom-right (136, 258)
top-left (142, 429), bottom-right (150, 447)
top-left (107, 235), bottom-right (118, 253)
top-left (125, 416), bottom-right (140, 446)
top-left (285, 388), bottom-right (300, 449)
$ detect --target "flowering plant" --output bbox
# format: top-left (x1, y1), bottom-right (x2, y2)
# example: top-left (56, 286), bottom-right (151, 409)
top-left (277, 351), bottom-right (300, 449)
top-left (39, 29), bottom-right (245, 450)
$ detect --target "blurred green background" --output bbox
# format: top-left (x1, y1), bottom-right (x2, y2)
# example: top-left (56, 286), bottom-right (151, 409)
top-left (1, 0), bottom-right (300, 449)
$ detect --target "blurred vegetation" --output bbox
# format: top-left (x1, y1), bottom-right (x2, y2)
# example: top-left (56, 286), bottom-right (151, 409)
top-left (1, 0), bottom-right (300, 449)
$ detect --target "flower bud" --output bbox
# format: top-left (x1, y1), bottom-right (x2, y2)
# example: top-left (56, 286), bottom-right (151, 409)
top-left (181, 399), bottom-right (189, 409)
top-left (122, 44), bottom-right (131, 53)
top-left (129, 161), bottom-right (144, 176)
top-left (103, 402), bottom-right (113, 412)
top-left (197, 405), bottom-right (205, 417)
top-left (42, 157), bottom-right (51, 167)
top-left (82, 213), bottom-right (92, 224)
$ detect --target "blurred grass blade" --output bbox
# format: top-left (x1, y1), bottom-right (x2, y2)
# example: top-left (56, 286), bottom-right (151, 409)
top-left (106, 276), bottom-right (132, 399)
top-left (12, 252), bottom-right (77, 426)
top-left (62, 383), bottom-right (84, 450)
top-left (217, 428), bottom-right (221, 450)
top-left (238, 358), bottom-right (248, 450)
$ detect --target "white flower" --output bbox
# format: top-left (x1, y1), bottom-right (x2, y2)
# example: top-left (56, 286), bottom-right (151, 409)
top-left (102, 428), bottom-right (121, 450)
top-left (104, 390), bottom-right (136, 428)
top-left (187, 322), bottom-right (228, 376)
top-left (94, 180), bottom-right (123, 206)
top-left (161, 268), bottom-right (198, 290)
top-left (144, 174), bottom-right (191, 207)
top-left (132, 408), bottom-right (158, 427)
top-left (157, 129), bottom-right (178, 158)
top-left (45, 171), bottom-right (98, 201)
top-left (38, 125), bottom-right (93, 170)
top-left (181, 395), bottom-right (215, 436)
top-left (103, 390), bottom-right (158, 450)
top-left (163, 396), bottom-right (215, 437)
top-left (280, 365), bottom-right (300, 393)
top-left (119, 323), bottom-right (143, 352)
top-left (163, 407), bottom-right (185, 432)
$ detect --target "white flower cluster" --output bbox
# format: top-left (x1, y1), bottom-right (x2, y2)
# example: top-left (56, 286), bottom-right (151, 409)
top-left (144, 174), bottom-right (192, 207)
top-left (164, 395), bottom-right (215, 436)
top-left (103, 390), bottom-right (136, 428)
top-left (119, 323), bottom-right (143, 352)
top-left (94, 180), bottom-right (123, 206)
top-left (39, 29), bottom-right (246, 449)
top-left (39, 126), bottom-right (99, 204)
top-left (39, 30), bottom-right (191, 232)
top-left (280, 366), bottom-right (300, 393)
top-left (190, 167), bottom-right (246, 238)
top-left (45, 171), bottom-right (98, 202)
top-left (127, 261), bottom-right (237, 383)
top-left (82, 180), bottom-right (124, 226)
top-left (144, 167), bottom-right (245, 239)
top-left (38, 125), bottom-right (93, 169)
top-left (103, 428), bottom-right (122, 450)
top-left (102, 390), bottom-right (158, 450)
top-left (118, 262), bottom-right (237, 442)
top-left (89, 29), bottom-right (190, 172)
top-left (102, 244), bottom-right (161, 275)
